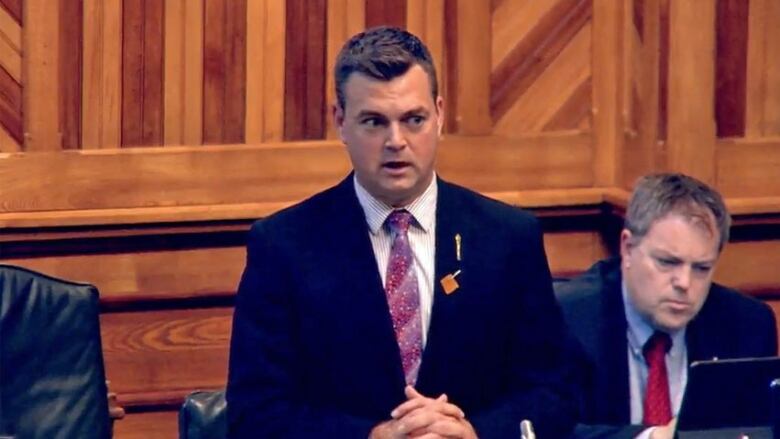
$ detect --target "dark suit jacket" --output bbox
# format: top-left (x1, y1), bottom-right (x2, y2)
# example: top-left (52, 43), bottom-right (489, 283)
top-left (556, 257), bottom-right (778, 439)
top-left (226, 175), bottom-right (579, 439)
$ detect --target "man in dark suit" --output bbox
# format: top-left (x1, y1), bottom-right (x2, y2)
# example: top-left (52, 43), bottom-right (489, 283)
top-left (557, 173), bottom-right (778, 439)
top-left (226, 26), bottom-right (578, 439)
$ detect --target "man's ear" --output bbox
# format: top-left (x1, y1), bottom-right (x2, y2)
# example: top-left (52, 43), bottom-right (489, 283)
top-left (619, 229), bottom-right (634, 263)
top-left (435, 96), bottom-right (444, 137)
top-left (333, 103), bottom-right (346, 142)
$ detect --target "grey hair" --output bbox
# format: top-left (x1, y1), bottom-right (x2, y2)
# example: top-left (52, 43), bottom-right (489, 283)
top-left (625, 173), bottom-right (731, 251)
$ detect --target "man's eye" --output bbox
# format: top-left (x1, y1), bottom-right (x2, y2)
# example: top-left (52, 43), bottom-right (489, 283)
top-left (657, 258), bottom-right (676, 267)
top-left (406, 116), bottom-right (425, 126)
top-left (361, 118), bottom-right (384, 127)
top-left (693, 265), bottom-right (712, 273)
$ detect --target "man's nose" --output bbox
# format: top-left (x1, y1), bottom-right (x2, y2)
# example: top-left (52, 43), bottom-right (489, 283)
top-left (384, 122), bottom-right (406, 150)
top-left (672, 265), bottom-right (691, 292)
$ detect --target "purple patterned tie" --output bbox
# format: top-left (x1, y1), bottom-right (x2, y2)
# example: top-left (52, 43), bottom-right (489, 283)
top-left (385, 210), bottom-right (422, 385)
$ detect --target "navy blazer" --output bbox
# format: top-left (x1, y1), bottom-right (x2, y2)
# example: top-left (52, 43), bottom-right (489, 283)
top-left (226, 175), bottom-right (579, 438)
top-left (556, 257), bottom-right (778, 439)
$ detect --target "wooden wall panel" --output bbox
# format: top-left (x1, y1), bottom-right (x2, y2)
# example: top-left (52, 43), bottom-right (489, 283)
top-left (114, 412), bottom-right (178, 439)
top-left (0, 2), bottom-right (20, 84)
top-left (491, 0), bottom-right (592, 135)
top-left (714, 0), bottom-right (748, 138)
top-left (59, 0), bottom-right (83, 150)
top-left (665, 0), bottom-right (716, 184)
top-left (0, 64), bottom-right (22, 148)
top-left (121, 0), bottom-right (164, 147)
top-left (0, 246), bottom-right (245, 303)
top-left (745, 0), bottom-right (780, 137)
top-left (493, 23), bottom-right (591, 135)
top-left (203, 0), bottom-right (247, 145)
top-left (24, 0), bottom-right (61, 151)
top-left (246, 0), bottom-right (286, 143)
top-left (82, 0), bottom-right (122, 149)
top-left (325, 0), bottom-right (364, 138)
top-left (717, 138), bottom-right (780, 198)
top-left (101, 307), bottom-right (232, 405)
top-left (0, 134), bottom-right (590, 216)
top-left (284, 0), bottom-right (327, 140)
top-left (0, 0), bottom-right (20, 23)
top-left (364, 0), bottom-right (406, 29)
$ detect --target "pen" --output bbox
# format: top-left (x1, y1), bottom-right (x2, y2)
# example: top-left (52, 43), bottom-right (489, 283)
top-left (520, 419), bottom-right (536, 439)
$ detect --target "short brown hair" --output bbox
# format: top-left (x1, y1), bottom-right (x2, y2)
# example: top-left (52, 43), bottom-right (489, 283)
top-left (625, 173), bottom-right (731, 251)
top-left (334, 26), bottom-right (438, 110)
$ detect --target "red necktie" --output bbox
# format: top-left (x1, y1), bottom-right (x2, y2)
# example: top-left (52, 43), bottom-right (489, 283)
top-left (385, 210), bottom-right (422, 385)
top-left (643, 331), bottom-right (673, 425)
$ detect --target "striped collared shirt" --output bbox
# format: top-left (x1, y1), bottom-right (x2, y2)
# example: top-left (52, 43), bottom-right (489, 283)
top-left (353, 175), bottom-right (437, 346)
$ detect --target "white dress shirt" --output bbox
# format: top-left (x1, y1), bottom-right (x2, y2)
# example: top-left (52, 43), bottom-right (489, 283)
top-left (354, 175), bottom-right (437, 346)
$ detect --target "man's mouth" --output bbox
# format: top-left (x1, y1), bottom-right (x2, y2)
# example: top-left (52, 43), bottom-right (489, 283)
top-left (383, 161), bottom-right (410, 169)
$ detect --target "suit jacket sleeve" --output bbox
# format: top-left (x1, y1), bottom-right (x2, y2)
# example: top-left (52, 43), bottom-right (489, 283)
top-left (469, 215), bottom-right (579, 439)
top-left (226, 220), bottom-right (377, 438)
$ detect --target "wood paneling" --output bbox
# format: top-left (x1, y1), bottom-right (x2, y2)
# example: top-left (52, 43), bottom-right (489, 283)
top-left (592, 0), bottom-right (624, 186)
top-left (1, 246), bottom-right (245, 303)
top-left (203, 0), bottom-right (247, 144)
top-left (717, 238), bottom-right (780, 295)
top-left (101, 307), bottom-right (232, 405)
top-left (0, 0), bottom-right (21, 24)
top-left (0, 64), bottom-right (22, 146)
top-left (0, 134), bottom-right (590, 215)
top-left (491, 0), bottom-right (592, 135)
top-left (284, 0), bottom-right (327, 140)
top-left (82, 0), bottom-right (123, 149)
top-left (715, 0), bottom-right (748, 138)
top-left (325, 0), bottom-right (364, 137)
top-left (494, 23), bottom-right (592, 135)
top-left (24, 0), bottom-right (61, 151)
top-left (745, 0), bottom-right (780, 137)
top-left (59, 0), bottom-right (83, 150)
top-left (717, 138), bottom-right (780, 198)
top-left (113, 411), bottom-right (178, 439)
top-left (122, 0), bottom-right (164, 147)
top-left (365, 0), bottom-right (406, 29)
top-left (246, 0), bottom-right (286, 143)
top-left (448, 0), bottom-right (491, 134)
top-left (665, 0), bottom-right (716, 184)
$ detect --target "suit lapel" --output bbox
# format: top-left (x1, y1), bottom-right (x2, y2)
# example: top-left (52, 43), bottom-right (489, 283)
top-left (416, 179), bottom-right (465, 388)
top-left (599, 264), bottom-right (632, 423)
top-left (325, 177), bottom-right (407, 386)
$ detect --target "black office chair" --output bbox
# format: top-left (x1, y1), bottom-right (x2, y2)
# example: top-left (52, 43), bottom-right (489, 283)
top-left (0, 264), bottom-right (112, 438)
top-left (179, 390), bottom-right (227, 439)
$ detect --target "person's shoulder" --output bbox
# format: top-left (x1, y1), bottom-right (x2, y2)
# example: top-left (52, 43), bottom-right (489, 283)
top-left (707, 282), bottom-right (774, 318)
top-left (248, 182), bottom-right (345, 236)
top-left (441, 180), bottom-right (538, 227)
top-left (555, 258), bottom-right (620, 303)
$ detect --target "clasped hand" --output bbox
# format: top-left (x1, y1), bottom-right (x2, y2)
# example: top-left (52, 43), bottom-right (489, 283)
top-left (369, 386), bottom-right (478, 439)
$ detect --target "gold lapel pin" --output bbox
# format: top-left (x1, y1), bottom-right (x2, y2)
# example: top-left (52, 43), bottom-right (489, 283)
top-left (455, 233), bottom-right (462, 262)
top-left (440, 269), bottom-right (461, 295)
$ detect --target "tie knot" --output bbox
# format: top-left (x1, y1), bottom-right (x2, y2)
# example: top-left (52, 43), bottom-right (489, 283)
top-left (386, 210), bottom-right (413, 233)
top-left (643, 331), bottom-right (672, 359)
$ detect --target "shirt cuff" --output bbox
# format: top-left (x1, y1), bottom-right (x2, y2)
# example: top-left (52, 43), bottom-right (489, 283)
top-left (635, 427), bottom-right (655, 439)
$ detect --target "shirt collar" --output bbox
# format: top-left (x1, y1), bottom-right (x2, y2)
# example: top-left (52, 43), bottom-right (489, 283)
top-left (353, 173), bottom-right (438, 235)
top-left (622, 280), bottom-right (686, 356)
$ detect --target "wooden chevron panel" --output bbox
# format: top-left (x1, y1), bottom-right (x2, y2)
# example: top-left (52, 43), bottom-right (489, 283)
top-left (491, 0), bottom-right (593, 134)
top-left (0, 0), bottom-right (19, 151)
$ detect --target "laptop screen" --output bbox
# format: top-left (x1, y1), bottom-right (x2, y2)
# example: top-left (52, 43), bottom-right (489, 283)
top-left (677, 356), bottom-right (780, 431)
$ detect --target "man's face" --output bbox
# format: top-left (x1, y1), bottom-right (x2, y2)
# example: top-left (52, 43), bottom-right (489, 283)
top-left (334, 64), bottom-right (443, 207)
top-left (620, 213), bottom-right (721, 332)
